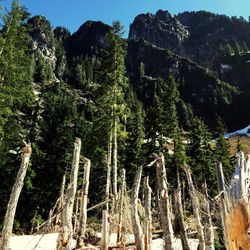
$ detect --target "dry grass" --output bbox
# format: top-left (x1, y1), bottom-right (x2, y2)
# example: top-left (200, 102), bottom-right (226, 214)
top-left (228, 135), bottom-right (250, 156)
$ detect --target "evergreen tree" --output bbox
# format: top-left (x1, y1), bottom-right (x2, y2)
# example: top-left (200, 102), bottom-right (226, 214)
top-left (214, 117), bottom-right (234, 182)
top-left (0, 0), bottom-right (35, 229)
top-left (123, 89), bottom-right (144, 186)
top-left (25, 83), bottom-right (89, 227)
top-left (90, 21), bottom-right (130, 198)
top-left (187, 117), bottom-right (217, 194)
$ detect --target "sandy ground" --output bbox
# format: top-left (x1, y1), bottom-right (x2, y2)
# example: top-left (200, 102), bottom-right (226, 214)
top-left (9, 232), bottom-right (199, 250)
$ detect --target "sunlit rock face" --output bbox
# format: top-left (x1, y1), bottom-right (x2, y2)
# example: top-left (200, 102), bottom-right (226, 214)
top-left (28, 15), bottom-right (57, 70)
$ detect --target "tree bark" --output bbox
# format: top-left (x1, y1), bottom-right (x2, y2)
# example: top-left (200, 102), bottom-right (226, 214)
top-left (156, 154), bottom-right (175, 250)
top-left (174, 176), bottom-right (191, 250)
top-left (131, 166), bottom-right (144, 250)
top-left (183, 164), bottom-right (205, 250)
top-left (215, 163), bottom-right (228, 249)
top-left (203, 182), bottom-right (214, 250)
top-left (100, 210), bottom-right (109, 250)
top-left (143, 176), bottom-right (152, 250)
top-left (77, 157), bottom-right (91, 247)
top-left (0, 143), bottom-right (32, 250)
top-left (73, 191), bottom-right (81, 235)
top-left (117, 169), bottom-right (126, 243)
top-left (57, 138), bottom-right (81, 250)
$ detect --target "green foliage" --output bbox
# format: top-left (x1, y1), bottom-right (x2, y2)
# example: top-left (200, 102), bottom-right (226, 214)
top-left (214, 117), bottom-right (234, 181)
top-left (187, 117), bottom-right (217, 194)
top-left (54, 26), bottom-right (70, 81)
top-left (0, 0), bottom-right (35, 229)
top-left (24, 82), bottom-right (90, 224)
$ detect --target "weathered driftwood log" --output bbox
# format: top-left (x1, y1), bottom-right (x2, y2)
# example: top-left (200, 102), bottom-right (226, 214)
top-left (203, 182), bottom-right (214, 250)
top-left (100, 210), bottom-right (109, 250)
top-left (183, 164), bottom-right (205, 250)
top-left (131, 166), bottom-right (144, 250)
top-left (117, 169), bottom-right (126, 243)
top-left (77, 157), bottom-right (91, 248)
top-left (156, 154), bottom-right (175, 250)
top-left (0, 143), bottom-right (32, 250)
top-left (174, 176), bottom-right (191, 250)
top-left (143, 176), bottom-right (152, 250)
top-left (57, 138), bottom-right (81, 250)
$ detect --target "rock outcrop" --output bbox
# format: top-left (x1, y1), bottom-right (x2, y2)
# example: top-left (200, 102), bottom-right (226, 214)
top-left (129, 10), bottom-right (189, 56)
top-left (28, 16), bottom-right (57, 71)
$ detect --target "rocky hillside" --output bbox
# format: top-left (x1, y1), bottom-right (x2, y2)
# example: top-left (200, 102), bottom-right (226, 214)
top-left (129, 10), bottom-right (250, 67)
top-left (27, 11), bottom-right (250, 131)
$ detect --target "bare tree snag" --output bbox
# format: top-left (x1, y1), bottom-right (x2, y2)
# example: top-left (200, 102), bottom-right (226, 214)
top-left (174, 176), bottom-right (191, 250)
top-left (156, 154), bottom-right (175, 250)
top-left (117, 169), bottom-right (126, 243)
top-left (203, 182), bottom-right (214, 250)
top-left (215, 163), bottom-right (228, 249)
top-left (143, 176), bottom-right (152, 250)
top-left (131, 166), bottom-right (144, 250)
top-left (73, 191), bottom-right (81, 235)
top-left (77, 157), bottom-right (91, 248)
top-left (57, 138), bottom-right (81, 250)
top-left (0, 143), bottom-right (32, 250)
top-left (101, 210), bottom-right (109, 250)
top-left (183, 164), bottom-right (205, 250)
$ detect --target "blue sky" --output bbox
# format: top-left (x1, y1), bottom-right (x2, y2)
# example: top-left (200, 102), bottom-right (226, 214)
top-left (2, 0), bottom-right (250, 37)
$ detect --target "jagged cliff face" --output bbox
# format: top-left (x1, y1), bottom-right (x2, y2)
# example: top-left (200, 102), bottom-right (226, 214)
top-left (28, 16), bottom-right (57, 71)
top-left (129, 10), bottom-right (189, 56)
top-left (129, 10), bottom-right (250, 67)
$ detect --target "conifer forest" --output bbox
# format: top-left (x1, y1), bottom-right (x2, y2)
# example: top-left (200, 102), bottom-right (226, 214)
top-left (1, 1), bottom-right (250, 249)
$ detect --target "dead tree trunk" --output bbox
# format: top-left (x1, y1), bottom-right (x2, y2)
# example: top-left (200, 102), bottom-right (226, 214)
top-left (183, 164), bottom-right (205, 250)
top-left (203, 182), bottom-right (214, 250)
top-left (215, 163), bottom-right (228, 249)
top-left (0, 143), bottom-right (32, 250)
top-left (117, 169), bottom-right (126, 243)
top-left (131, 166), bottom-right (144, 250)
top-left (77, 157), bottom-right (91, 248)
top-left (57, 138), bottom-right (81, 250)
top-left (156, 154), bottom-right (175, 250)
top-left (73, 191), bottom-right (81, 235)
top-left (101, 210), bottom-right (109, 250)
top-left (143, 176), bottom-right (152, 250)
top-left (174, 176), bottom-right (191, 250)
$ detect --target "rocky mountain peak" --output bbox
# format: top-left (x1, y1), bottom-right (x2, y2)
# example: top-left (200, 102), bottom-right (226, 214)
top-left (128, 10), bottom-right (189, 55)
top-left (68, 20), bottom-right (111, 57)
top-left (155, 9), bottom-right (173, 22)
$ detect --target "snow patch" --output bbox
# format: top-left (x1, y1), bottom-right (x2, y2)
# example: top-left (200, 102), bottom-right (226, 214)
top-left (221, 64), bottom-right (232, 74)
top-left (225, 124), bottom-right (250, 138)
